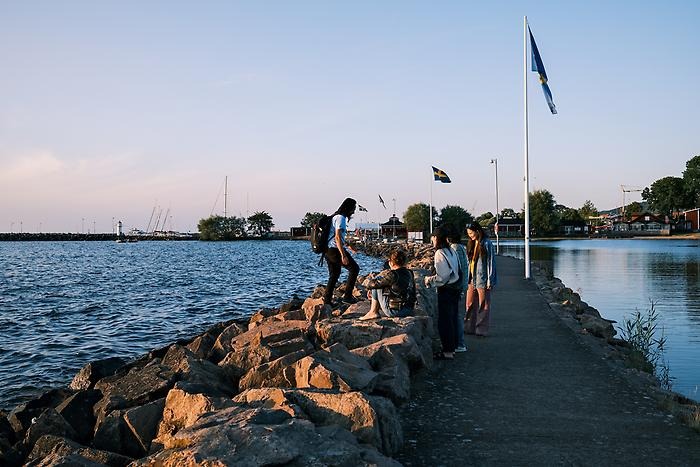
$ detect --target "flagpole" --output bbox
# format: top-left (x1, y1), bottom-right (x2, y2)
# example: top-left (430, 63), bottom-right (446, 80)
top-left (523, 15), bottom-right (531, 279)
top-left (429, 170), bottom-right (433, 235)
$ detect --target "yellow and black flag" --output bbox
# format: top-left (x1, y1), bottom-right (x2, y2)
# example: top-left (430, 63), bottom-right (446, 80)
top-left (432, 166), bottom-right (451, 183)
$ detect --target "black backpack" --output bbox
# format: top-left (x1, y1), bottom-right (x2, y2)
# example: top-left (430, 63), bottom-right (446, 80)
top-left (310, 214), bottom-right (333, 255)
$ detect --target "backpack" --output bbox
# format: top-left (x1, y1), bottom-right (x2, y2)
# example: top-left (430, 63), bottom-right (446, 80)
top-left (388, 268), bottom-right (416, 311)
top-left (310, 214), bottom-right (333, 255)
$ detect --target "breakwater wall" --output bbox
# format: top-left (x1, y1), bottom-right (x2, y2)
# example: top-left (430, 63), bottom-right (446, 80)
top-left (0, 243), bottom-right (438, 466)
top-left (0, 233), bottom-right (198, 242)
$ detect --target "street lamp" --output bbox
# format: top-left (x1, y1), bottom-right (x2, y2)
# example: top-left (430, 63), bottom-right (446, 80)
top-left (490, 158), bottom-right (500, 254)
top-left (392, 198), bottom-right (397, 240)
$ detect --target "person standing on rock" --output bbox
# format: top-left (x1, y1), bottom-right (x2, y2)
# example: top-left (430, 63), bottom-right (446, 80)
top-left (424, 226), bottom-right (461, 360)
top-left (324, 197), bottom-right (360, 306)
top-left (448, 227), bottom-right (469, 352)
top-left (464, 221), bottom-right (497, 337)
top-left (359, 248), bottom-right (416, 320)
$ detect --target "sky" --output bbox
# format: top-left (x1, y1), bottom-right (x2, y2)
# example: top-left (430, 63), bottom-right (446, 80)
top-left (1, 1), bottom-right (698, 233)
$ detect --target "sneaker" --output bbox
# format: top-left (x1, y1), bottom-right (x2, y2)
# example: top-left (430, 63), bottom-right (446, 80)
top-left (455, 346), bottom-right (467, 353)
top-left (341, 296), bottom-right (359, 305)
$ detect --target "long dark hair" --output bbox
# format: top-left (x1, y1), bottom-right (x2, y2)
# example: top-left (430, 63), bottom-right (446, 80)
top-left (336, 198), bottom-right (357, 219)
top-left (430, 226), bottom-right (450, 250)
top-left (466, 222), bottom-right (488, 260)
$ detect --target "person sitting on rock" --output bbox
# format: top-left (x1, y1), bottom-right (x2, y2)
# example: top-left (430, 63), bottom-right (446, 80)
top-left (359, 248), bottom-right (416, 320)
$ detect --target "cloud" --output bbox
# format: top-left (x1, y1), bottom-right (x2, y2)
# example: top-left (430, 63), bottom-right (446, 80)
top-left (0, 151), bottom-right (65, 181)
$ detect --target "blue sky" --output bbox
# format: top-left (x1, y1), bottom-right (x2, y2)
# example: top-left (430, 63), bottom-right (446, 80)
top-left (1, 1), bottom-right (698, 233)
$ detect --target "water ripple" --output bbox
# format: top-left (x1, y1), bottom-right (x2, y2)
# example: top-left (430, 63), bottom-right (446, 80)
top-left (0, 240), bottom-right (383, 410)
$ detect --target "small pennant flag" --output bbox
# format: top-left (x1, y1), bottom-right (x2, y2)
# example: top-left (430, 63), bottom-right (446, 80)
top-left (378, 194), bottom-right (387, 209)
top-left (358, 204), bottom-right (368, 212)
top-left (529, 26), bottom-right (557, 115)
top-left (432, 166), bottom-right (451, 183)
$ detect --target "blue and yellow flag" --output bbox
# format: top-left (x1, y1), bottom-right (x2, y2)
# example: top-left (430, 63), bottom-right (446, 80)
top-left (529, 26), bottom-right (557, 115)
top-left (432, 166), bottom-right (451, 183)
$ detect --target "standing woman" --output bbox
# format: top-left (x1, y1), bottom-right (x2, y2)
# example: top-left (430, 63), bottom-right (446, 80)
top-left (464, 222), bottom-right (497, 337)
top-left (324, 198), bottom-right (360, 306)
top-left (424, 227), bottom-right (461, 360)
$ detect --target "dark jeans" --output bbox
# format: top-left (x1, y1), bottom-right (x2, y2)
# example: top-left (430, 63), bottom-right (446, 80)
top-left (324, 247), bottom-right (360, 303)
top-left (437, 286), bottom-right (460, 353)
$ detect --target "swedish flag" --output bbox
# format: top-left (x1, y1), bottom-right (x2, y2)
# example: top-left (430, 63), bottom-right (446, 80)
top-left (432, 166), bottom-right (451, 183)
top-left (529, 26), bottom-right (557, 115)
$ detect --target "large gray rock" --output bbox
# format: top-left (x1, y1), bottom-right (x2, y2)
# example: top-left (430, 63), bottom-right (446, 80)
top-left (209, 321), bottom-right (248, 363)
top-left (237, 388), bottom-right (403, 455)
top-left (238, 349), bottom-right (311, 390)
top-left (24, 408), bottom-right (77, 449)
top-left (152, 388), bottom-right (235, 450)
top-left (55, 390), bottom-right (101, 444)
top-left (91, 410), bottom-right (142, 459)
top-left (123, 398), bottom-right (165, 456)
top-left (8, 389), bottom-right (74, 435)
top-left (69, 357), bottom-right (126, 391)
top-left (25, 452), bottom-right (105, 466)
top-left (133, 405), bottom-right (401, 467)
top-left (292, 343), bottom-right (378, 392)
top-left (161, 344), bottom-right (235, 397)
top-left (315, 316), bottom-right (433, 366)
top-left (26, 435), bottom-right (131, 467)
top-left (372, 360), bottom-right (411, 405)
top-left (352, 333), bottom-right (426, 371)
top-left (94, 359), bottom-right (176, 411)
top-left (579, 314), bottom-right (617, 340)
top-left (217, 320), bottom-right (315, 383)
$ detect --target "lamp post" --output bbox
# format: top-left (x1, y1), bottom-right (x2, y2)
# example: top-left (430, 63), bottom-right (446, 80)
top-left (490, 158), bottom-right (500, 254)
top-left (392, 198), bottom-right (396, 240)
top-left (10, 222), bottom-right (14, 233)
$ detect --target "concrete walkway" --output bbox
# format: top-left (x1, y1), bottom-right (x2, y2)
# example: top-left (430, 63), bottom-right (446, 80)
top-left (396, 255), bottom-right (700, 466)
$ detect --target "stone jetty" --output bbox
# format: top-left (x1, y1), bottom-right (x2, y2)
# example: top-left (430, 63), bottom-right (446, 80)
top-left (0, 243), bottom-right (437, 466)
top-left (3, 242), bottom-right (700, 466)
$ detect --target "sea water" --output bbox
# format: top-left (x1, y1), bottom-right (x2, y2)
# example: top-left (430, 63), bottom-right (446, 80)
top-left (0, 240), bottom-right (384, 410)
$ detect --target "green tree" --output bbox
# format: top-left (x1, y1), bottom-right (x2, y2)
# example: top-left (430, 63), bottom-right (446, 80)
top-left (500, 208), bottom-right (519, 219)
top-left (301, 212), bottom-right (326, 228)
top-left (439, 205), bottom-right (473, 235)
top-left (198, 215), bottom-right (246, 241)
top-left (247, 211), bottom-right (274, 237)
top-left (642, 176), bottom-right (692, 218)
top-left (626, 201), bottom-right (644, 217)
top-left (556, 205), bottom-right (583, 222)
top-left (529, 189), bottom-right (558, 236)
top-left (578, 200), bottom-right (598, 219)
top-left (403, 203), bottom-right (436, 239)
top-left (683, 155), bottom-right (700, 206)
top-left (475, 211), bottom-right (495, 229)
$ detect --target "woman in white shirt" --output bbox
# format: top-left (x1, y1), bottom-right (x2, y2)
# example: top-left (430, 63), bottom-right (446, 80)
top-left (424, 226), bottom-right (461, 360)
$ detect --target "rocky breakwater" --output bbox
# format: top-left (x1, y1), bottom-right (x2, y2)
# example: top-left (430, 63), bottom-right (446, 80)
top-left (0, 253), bottom-right (440, 466)
top-left (530, 261), bottom-right (700, 427)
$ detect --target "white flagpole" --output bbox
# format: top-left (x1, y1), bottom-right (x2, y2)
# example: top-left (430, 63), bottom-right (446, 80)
top-left (524, 15), bottom-right (531, 279)
top-left (429, 170), bottom-right (433, 235)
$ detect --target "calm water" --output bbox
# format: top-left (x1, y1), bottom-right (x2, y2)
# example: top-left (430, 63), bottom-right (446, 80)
top-left (500, 239), bottom-right (700, 400)
top-left (0, 240), bottom-right (383, 411)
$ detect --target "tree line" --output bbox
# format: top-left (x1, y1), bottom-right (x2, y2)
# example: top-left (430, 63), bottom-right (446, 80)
top-left (642, 155), bottom-right (700, 218)
top-left (197, 211), bottom-right (274, 240)
top-left (206, 154), bottom-right (700, 241)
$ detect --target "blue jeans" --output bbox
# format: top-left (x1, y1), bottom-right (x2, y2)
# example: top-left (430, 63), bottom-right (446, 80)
top-left (370, 289), bottom-right (412, 317)
top-left (456, 291), bottom-right (466, 347)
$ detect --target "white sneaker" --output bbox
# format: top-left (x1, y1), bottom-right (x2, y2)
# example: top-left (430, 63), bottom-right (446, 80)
top-left (455, 346), bottom-right (467, 353)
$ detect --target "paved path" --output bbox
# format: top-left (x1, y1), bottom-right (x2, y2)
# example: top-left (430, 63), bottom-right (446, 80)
top-left (396, 255), bottom-right (700, 466)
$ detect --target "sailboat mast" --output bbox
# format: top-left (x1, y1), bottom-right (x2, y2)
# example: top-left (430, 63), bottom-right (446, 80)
top-left (224, 176), bottom-right (228, 218)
